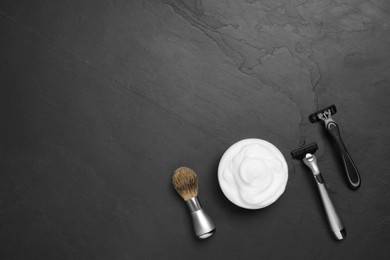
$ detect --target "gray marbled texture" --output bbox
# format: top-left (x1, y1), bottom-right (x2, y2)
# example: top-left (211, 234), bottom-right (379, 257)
top-left (0, 0), bottom-right (389, 259)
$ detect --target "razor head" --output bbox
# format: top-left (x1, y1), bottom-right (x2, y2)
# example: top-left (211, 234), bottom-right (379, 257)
top-left (291, 142), bottom-right (319, 160)
top-left (309, 105), bottom-right (337, 123)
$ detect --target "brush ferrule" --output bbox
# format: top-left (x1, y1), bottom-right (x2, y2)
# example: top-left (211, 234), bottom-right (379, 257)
top-left (303, 153), bottom-right (320, 175)
top-left (186, 197), bottom-right (202, 212)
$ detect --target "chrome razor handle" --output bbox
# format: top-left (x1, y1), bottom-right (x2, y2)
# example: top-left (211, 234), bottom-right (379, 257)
top-left (326, 121), bottom-right (361, 190)
top-left (186, 197), bottom-right (215, 239)
top-left (303, 154), bottom-right (346, 240)
top-left (315, 176), bottom-right (346, 240)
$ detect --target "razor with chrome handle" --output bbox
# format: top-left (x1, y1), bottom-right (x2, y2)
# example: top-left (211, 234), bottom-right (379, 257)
top-left (292, 142), bottom-right (346, 240)
top-left (309, 105), bottom-right (361, 190)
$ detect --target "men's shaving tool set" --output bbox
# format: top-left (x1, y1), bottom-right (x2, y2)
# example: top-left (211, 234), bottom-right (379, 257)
top-left (171, 104), bottom-right (361, 241)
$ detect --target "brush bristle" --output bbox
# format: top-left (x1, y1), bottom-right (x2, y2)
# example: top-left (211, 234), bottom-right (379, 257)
top-left (172, 167), bottom-right (198, 201)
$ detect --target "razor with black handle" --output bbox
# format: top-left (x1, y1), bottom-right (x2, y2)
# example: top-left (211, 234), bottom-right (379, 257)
top-left (292, 143), bottom-right (346, 240)
top-left (309, 105), bottom-right (361, 190)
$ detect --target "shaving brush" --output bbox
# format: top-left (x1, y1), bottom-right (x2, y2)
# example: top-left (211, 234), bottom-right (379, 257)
top-left (172, 167), bottom-right (216, 239)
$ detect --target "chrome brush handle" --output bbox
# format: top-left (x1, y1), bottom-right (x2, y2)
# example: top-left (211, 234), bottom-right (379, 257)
top-left (326, 121), bottom-right (361, 190)
top-left (303, 154), bottom-right (346, 240)
top-left (186, 197), bottom-right (215, 239)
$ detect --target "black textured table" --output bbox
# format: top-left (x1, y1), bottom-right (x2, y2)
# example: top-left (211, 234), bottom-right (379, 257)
top-left (1, 0), bottom-right (390, 259)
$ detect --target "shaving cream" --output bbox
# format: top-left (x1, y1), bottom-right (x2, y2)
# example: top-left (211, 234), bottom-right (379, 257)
top-left (218, 139), bottom-right (288, 209)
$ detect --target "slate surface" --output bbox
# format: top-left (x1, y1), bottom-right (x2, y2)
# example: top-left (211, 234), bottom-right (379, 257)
top-left (1, 0), bottom-right (390, 259)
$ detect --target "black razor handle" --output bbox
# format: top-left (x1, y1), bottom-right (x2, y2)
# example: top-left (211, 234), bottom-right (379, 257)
top-left (326, 121), bottom-right (361, 190)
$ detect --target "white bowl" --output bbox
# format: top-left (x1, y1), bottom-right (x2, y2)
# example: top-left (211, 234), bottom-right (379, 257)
top-left (218, 138), bottom-right (288, 209)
